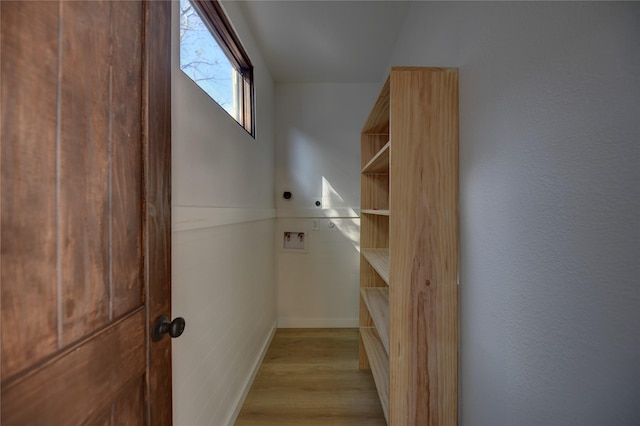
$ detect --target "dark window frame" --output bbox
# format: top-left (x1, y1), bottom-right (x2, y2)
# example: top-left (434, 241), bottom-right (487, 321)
top-left (188, 0), bottom-right (255, 137)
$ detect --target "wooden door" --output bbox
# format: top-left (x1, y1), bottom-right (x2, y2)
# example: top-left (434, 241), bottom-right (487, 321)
top-left (0, 1), bottom-right (172, 424)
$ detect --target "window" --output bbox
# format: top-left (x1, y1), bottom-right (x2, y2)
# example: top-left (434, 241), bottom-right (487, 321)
top-left (180, 0), bottom-right (255, 137)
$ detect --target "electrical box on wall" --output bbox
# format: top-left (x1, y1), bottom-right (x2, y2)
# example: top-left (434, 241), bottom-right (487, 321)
top-left (282, 231), bottom-right (307, 253)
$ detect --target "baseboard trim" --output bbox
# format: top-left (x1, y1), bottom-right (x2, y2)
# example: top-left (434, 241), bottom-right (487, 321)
top-left (224, 319), bottom-right (278, 426)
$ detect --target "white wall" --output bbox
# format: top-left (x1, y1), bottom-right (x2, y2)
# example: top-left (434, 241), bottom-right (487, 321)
top-left (388, 2), bottom-right (640, 425)
top-left (171, 1), bottom-right (277, 424)
top-left (274, 83), bottom-right (378, 327)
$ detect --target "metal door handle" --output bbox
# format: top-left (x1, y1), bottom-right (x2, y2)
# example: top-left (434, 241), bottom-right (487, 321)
top-left (152, 315), bottom-right (185, 341)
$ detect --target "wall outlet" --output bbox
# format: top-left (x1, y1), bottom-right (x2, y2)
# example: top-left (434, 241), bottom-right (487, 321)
top-left (312, 219), bottom-right (320, 231)
top-left (282, 231), bottom-right (306, 252)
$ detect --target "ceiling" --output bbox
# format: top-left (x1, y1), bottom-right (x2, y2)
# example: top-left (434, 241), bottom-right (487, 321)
top-left (236, 1), bottom-right (412, 83)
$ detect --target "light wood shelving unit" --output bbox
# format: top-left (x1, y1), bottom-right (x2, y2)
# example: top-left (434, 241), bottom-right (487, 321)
top-left (361, 249), bottom-right (390, 284)
top-left (359, 67), bottom-right (459, 425)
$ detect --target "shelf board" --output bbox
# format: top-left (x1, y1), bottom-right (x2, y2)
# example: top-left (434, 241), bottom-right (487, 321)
top-left (361, 249), bottom-right (390, 285)
top-left (361, 141), bottom-right (390, 174)
top-left (361, 288), bottom-right (390, 355)
top-left (361, 209), bottom-right (390, 216)
top-left (360, 327), bottom-right (389, 423)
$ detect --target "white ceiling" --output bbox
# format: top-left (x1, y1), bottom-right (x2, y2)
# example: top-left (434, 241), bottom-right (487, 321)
top-left (236, 1), bottom-right (412, 83)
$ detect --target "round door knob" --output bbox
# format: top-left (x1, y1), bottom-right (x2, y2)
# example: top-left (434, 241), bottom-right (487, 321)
top-left (152, 315), bottom-right (186, 341)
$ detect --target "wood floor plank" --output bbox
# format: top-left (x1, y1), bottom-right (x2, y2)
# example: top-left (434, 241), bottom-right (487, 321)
top-left (235, 329), bottom-right (386, 426)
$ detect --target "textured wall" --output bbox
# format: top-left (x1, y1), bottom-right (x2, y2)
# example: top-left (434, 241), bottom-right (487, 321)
top-left (388, 2), bottom-right (640, 425)
top-left (172, 221), bottom-right (275, 425)
top-left (170, 1), bottom-right (277, 424)
top-left (274, 83), bottom-right (376, 214)
top-left (274, 83), bottom-right (378, 327)
top-left (276, 217), bottom-right (360, 327)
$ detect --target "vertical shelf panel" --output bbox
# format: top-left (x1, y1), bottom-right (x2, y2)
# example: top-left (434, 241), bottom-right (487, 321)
top-left (359, 257), bottom-right (388, 371)
top-left (361, 249), bottom-right (390, 285)
top-left (361, 135), bottom-right (389, 170)
top-left (361, 288), bottom-right (390, 355)
top-left (360, 327), bottom-right (389, 423)
top-left (362, 75), bottom-right (390, 134)
top-left (362, 141), bottom-right (390, 174)
top-left (359, 67), bottom-right (458, 426)
top-left (389, 67), bottom-right (458, 426)
top-left (361, 174), bottom-right (389, 212)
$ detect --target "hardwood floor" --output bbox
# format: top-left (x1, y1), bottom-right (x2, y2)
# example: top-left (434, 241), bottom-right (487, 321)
top-left (235, 328), bottom-right (386, 426)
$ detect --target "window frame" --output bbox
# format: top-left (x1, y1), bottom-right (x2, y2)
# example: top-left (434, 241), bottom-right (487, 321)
top-left (187, 0), bottom-right (255, 137)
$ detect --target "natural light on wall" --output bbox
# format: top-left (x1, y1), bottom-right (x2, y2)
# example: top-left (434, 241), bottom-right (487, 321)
top-left (179, 0), bottom-right (254, 136)
top-left (322, 177), bottom-right (361, 252)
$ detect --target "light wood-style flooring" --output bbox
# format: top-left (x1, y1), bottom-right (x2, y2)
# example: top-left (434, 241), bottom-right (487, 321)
top-left (235, 328), bottom-right (386, 426)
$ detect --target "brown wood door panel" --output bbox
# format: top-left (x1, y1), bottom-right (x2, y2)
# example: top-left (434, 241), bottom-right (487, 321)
top-left (113, 376), bottom-right (147, 425)
top-left (59, 0), bottom-right (114, 345)
top-left (111, 0), bottom-right (145, 320)
top-left (1, 310), bottom-right (146, 426)
top-left (1, 0), bottom-right (172, 424)
top-left (145, 1), bottom-right (173, 424)
top-left (1, 0), bottom-right (60, 381)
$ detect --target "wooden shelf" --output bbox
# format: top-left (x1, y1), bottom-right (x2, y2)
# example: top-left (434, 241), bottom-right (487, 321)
top-left (361, 141), bottom-right (390, 174)
top-left (361, 249), bottom-right (389, 285)
top-left (360, 327), bottom-right (389, 423)
top-left (361, 288), bottom-right (389, 355)
top-left (359, 68), bottom-right (458, 425)
top-left (361, 209), bottom-right (390, 216)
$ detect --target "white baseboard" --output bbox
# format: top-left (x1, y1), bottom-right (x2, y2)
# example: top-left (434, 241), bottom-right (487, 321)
top-left (224, 320), bottom-right (278, 426)
top-left (277, 318), bottom-right (359, 328)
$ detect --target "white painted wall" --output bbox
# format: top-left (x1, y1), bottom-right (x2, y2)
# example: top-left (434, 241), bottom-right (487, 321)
top-left (274, 84), bottom-right (378, 327)
top-left (387, 2), bottom-right (640, 425)
top-left (170, 1), bottom-right (639, 423)
top-left (275, 217), bottom-right (360, 327)
top-left (171, 1), bottom-right (277, 424)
